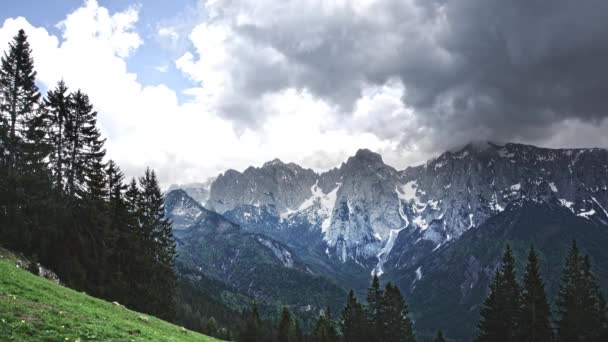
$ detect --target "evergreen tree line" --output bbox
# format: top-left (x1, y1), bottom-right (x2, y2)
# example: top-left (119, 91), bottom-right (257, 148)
top-left (237, 275), bottom-right (416, 342)
top-left (0, 29), bottom-right (176, 320)
top-left (477, 242), bottom-right (608, 342)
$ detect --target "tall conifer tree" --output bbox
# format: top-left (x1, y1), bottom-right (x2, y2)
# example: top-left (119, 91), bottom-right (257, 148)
top-left (341, 289), bottom-right (367, 342)
top-left (366, 273), bottom-right (383, 341)
top-left (476, 244), bottom-right (521, 342)
top-left (277, 306), bottom-right (293, 342)
top-left (0, 29), bottom-right (40, 171)
top-left (312, 307), bottom-right (338, 342)
top-left (0, 29), bottom-right (42, 249)
top-left (517, 246), bottom-right (553, 342)
top-left (378, 283), bottom-right (416, 342)
top-left (434, 330), bottom-right (446, 342)
top-left (139, 168), bottom-right (176, 320)
top-left (44, 81), bottom-right (71, 190)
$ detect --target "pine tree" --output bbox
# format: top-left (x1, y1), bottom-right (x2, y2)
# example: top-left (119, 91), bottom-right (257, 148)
top-left (0, 29), bottom-right (41, 172)
top-left (239, 303), bottom-right (261, 342)
top-left (517, 246), bottom-right (553, 342)
top-left (366, 273), bottom-right (383, 341)
top-left (341, 289), bottom-right (367, 342)
top-left (579, 255), bottom-right (604, 341)
top-left (312, 307), bottom-right (338, 342)
top-left (556, 243), bottom-right (607, 341)
top-left (277, 306), bottom-right (292, 342)
top-left (44, 81), bottom-right (71, 190)
top-left (65, 90), bottom-right (105, 199)
top-left (104, 160), bottom-right (134, 302)
top-left (434, 330), bottom-right (446, 342)
top-left (0, 29), bottom-right (42, 249)
top-left (139, 168), bottom-right (176, 320)
top-left (556, 240), bottom-right (583, 341)
top-left (476, 244), bottom-right (521, 342)
top-left (293, 319), bottom-right (304, 342)
top-left (378, 283), bottom-right (416, 342)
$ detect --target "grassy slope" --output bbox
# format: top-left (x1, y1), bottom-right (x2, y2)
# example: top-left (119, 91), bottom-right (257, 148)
top-left (0, 249), bottom-right (222, 341)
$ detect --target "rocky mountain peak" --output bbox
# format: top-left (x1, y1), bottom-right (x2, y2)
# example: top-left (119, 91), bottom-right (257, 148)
top-left (347, 148), bottom-right (384, 166)
top-left (263, 158), bottom-right (285, 168)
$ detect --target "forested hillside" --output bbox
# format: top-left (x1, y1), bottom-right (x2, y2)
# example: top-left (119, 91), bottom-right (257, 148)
top-left (0, 29), bottom-right (176, 323)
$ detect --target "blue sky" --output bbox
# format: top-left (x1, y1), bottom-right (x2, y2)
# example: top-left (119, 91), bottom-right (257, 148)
top-left (1, 0), bottom-right (196, 98)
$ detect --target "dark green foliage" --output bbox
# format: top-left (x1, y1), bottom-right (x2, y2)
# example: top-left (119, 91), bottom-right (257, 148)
top-left (44, 80), bottom-right (70, 190)
top-left (556, 241), bottom-right (606, 341)
top-left (138, 168), bottom-right (177, 320)
top-left (294, 319), bottom-right (304, 342)
top-left (476, 245), bottom-right (521, 342)
top-left (0, 29), bottom-right (40, 170)
top-left (239, 303), bottom-right (263, 342)
top-left (312, 307), bottom-right (339, 342)
top-left (389, 201), bottom-right (608, 340)
top-left (0, 29), bottom-right (177, 325)
top-left (174, 270), bottom-right (245, 339)
top-left (278, 306), bottom-right (293, 342)
top-left (517, 246), bottom-right (553, 342)
top-left (0, 28), bottom-right (44, 253)
top-left (340, 290), bottom-right (367, 342)
top-left (365, 273), bottom-right (383, 341)
top-left (434, 330), bottom-right (446, 342)
top-left (378, 283), bottom-right (416, 342)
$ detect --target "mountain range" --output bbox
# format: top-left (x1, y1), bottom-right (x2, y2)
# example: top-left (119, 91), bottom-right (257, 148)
top-left (165, 142), bottom-right (608, 340)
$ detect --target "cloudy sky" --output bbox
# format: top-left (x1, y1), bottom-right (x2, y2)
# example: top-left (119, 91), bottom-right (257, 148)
top-left (2, 0), bottom-right (608, 187)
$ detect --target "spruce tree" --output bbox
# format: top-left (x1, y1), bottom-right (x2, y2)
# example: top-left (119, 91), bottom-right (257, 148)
top-left (294, 319), bottom-right (304, 342)
top-left (555, 243), bottom-right (607, 341)
top-left (139, 168), bottom-right (176, 320)
top-left (434, 330), bottom-right (446, 342)
top-left (579, 255), bottom-right (604, 341)
top-left (0, 29), bottom-right (41, 171)
top-left (378, 283), bottom-right (416, 342)
top-left (0, 28), bottom-right (42, 249)
top-left (239, 303), bottom-right (261, 342)
top-left (312, 307), bottom-right (339, 342)
top-left (277, 306), bottom-right (292, 342)
top-left (366, 273), bottom-right (383, 341)
top-left (476, 244), bottom-right (521, 342)
top-left (44, 81), bottom-right (71, 190)
top-left (341, 289), bottom-right (367, 342)
top-left (517, 246), bottom-right (553, 342)
top-left (65, 90), bottom-right (105, 199)
top-left (556, 240), bottom-right (583, 341)
top-left (104, 161), bottom-right (134, 302)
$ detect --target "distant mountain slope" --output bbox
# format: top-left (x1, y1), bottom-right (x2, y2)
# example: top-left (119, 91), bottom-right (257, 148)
top-left (166, 190), bottom-right (346, 320)
top-left (170, 142), bottom-right (608, 338)
top-left (194, 142), bottom-right (608, 283)
top-left (387, 200), bottom-right (608, 341)
top-left (0, 247), bottom-right (220, 341)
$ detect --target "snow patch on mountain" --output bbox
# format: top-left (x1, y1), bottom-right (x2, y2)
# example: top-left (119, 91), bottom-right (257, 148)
top-left (282, 181), bottom-right (341, 233)
top-left (372, 228), bottom-right (405, 276)
top-left (577, 209), bottom-right (596, 219)
top-left (549, 182), bottom-right (558, 193)
top-left (559, 199), bottom-right (575, 213)
top-left (257, 237), bottom-right (294, 268)
top-left (592, 197), bottom-right (608, 218)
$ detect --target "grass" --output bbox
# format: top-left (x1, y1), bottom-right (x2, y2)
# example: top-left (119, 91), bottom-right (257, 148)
top-left (0, 248), bottom-right (222, 341)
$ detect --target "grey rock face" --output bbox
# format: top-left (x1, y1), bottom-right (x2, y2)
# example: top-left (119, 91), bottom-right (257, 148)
top-left (164, 189), bottom-right (205, 230)
top-left (398, 142), bottom-right (608, 244)
top-left (167, 177), bottom-right (216, 206)
top-left (207, 160), bottom-right (318, 214)
top-left (176, 142), bottom-right (608, 278)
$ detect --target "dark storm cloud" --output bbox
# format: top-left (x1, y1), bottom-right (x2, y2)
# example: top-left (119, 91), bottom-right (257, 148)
top-left (192, 0), bottom-right (608, 149)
